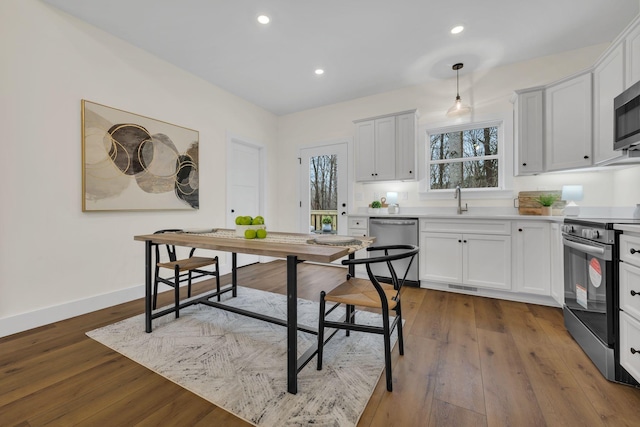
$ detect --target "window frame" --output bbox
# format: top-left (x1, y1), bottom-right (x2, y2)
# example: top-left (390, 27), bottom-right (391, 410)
top-left (418, 115), bottom-right (514, 200)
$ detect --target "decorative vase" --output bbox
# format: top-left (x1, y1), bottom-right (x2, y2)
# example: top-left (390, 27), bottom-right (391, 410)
top-left (322, 223), bottom-right (332, 232)
top-left (541, 206), bottom-right (552, 216)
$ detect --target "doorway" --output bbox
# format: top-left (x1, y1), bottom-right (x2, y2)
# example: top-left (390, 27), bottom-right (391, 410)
top-left (227, 134), bottom-right (265, 267)
top-left (299, 141), bottom-right (350, 236)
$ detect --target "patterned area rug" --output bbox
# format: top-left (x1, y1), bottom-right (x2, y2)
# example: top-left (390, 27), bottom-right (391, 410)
top-left (87, 287), bottom-right (396, 426)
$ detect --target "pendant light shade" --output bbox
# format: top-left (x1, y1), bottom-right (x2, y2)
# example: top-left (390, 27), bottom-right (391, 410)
top-left (446, 63), bottom-right (472, 117)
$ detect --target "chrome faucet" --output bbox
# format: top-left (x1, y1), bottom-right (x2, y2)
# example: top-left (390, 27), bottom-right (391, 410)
top-left (454, 185), bottom-right (468, 214)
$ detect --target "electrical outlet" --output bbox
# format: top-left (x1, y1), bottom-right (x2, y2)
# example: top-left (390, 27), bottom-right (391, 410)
top-left (355, 192), bottom-right (364, 201)
top-left (399, 192), bottom-right (409, 201)
top-left (373, 192), bottom-right (380, 200)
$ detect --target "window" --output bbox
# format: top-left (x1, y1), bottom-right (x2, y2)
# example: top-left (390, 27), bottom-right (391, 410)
top-left (427, 122), bottom-right (502, 191)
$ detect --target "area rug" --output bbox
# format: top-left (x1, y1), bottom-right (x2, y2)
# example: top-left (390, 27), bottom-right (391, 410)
top-left (86, 287), bottom-right (397, 426)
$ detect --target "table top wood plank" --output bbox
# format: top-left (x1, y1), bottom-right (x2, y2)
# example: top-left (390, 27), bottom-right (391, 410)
top-left (134, 230), bottom-right (374, 263)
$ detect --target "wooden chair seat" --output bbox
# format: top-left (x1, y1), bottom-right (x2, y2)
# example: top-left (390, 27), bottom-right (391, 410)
top-left (157, 256), bottom-right (218, 272)
top-left (324, 277), bottom-right (398, 310)
top-left (152, 229), bottom-right (221, 316)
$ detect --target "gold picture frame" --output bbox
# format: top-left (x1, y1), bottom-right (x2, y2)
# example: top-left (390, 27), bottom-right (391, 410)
top-left (81, 100), bottom-right (199, 211)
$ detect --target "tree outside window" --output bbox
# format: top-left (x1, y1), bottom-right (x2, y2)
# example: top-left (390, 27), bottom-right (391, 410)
top-left (429, 126), bottom-right (499, 190)
top-left (310, 154), bottom-right (337, 210)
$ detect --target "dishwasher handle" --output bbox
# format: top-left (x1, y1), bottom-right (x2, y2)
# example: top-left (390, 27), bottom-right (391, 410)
top-left (370, 219), bottom-right (417, 226)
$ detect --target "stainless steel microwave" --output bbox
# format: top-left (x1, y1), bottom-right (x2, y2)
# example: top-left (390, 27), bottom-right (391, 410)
top-left (614, 79), bottom-right (640, 151)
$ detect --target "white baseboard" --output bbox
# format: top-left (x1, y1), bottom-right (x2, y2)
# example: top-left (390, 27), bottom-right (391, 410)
top-left (0, 264), bottom-right (238, 339)
top-left (0, 284), bottom-right (146, 338)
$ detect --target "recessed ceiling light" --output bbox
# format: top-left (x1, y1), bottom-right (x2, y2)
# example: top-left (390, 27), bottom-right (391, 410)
top-left (315, 69), bottom-right (325, 75)
top-left (450, 25), bottom-right (464, 34)
top-left (257, 15), bottom-right (270, 24)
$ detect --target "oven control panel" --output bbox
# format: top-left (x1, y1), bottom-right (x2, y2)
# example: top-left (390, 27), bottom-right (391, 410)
top-left (562, 224), bottom-right (616, 244)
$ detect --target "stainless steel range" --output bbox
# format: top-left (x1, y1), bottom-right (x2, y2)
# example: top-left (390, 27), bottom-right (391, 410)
top-left (562, 217), bottom-right (640, 385)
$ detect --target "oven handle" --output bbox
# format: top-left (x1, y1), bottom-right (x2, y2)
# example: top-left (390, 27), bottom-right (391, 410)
top-left (563, 237), bottom-right (606, 257)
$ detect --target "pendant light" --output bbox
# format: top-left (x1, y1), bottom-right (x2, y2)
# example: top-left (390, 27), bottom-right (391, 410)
top-left (446, 63), bottom-right (472, 117)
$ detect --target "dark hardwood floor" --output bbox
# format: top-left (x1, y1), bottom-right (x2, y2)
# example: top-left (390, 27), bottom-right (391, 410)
top-left (2, 260), bottom-right (640, 426)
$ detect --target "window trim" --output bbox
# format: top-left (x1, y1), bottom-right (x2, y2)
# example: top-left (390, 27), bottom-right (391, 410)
top-left (418, 114), bottom-right (514, 200)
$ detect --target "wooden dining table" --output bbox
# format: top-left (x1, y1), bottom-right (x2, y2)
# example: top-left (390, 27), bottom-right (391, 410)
top-left (134, 229), bottom-right (374, 394)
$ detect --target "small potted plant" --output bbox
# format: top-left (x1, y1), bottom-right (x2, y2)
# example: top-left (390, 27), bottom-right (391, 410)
top-left (370, 200), bottom-right (382, 214)
top-left (536, 194), bottom-right (559, 216)
top-left (321, 216), bottom-right (333, 232)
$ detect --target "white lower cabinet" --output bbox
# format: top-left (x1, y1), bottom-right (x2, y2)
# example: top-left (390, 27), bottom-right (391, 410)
top-left (618, 231), bottom-right (640, 383)
top-left (619, 311), bottom-right (640, 383)
top-left (420, 220), bottom-right (511, 291)
top-left (347, 216), bottom-right (368, 237)
top-left (513, 221), bottom-right (551, 295)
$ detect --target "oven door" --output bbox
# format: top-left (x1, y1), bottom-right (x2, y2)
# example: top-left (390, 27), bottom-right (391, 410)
top-left (563, 234), bottom-right (615, 346)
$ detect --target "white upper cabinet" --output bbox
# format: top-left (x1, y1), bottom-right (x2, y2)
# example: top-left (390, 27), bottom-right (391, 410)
top-left (355, 120), bottom-right (377, 181)
top-left (545, 72), bottom-right (593, 171)
top-left (593, 43), bottom-right (625, 164)
top-left (513, 15), bottom-right (640, 173)
top-left (373, 116), bottom-right (396, 181)
top-left (514, 89), bottom-right (544, 175)
top-left (625, 22), bottom-right (640, 88)
top-left (354, 110), bottom-right (417, 182)
top-left (395, 112), bottom-right (417, 180)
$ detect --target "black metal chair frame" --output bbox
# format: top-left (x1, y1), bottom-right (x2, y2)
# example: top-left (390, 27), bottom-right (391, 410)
top-left (317, 244), bottom-right (419, 391)
top-left (153, 229), bottom-right (221, 318)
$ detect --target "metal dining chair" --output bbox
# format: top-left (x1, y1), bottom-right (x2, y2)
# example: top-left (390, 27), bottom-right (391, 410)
top-left (316, 244), bottom-right (419, 391)
top-left (153, 229), bottom-right (221, 318)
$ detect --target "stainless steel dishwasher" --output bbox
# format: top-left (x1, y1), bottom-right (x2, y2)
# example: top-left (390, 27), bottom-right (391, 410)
top-left (368, 218), bottom-right (419, 286)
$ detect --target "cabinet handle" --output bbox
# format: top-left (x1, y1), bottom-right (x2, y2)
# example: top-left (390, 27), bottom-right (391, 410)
top-left (409, 170), bottom-right (413, 174)
top-left (463, 240), bottom-right (467, 243)
top-left (458, 239), bottom-right (462, 243)
top-left (631, 348), bottom-right (640, 355)
top-left (584, 155), bottom-right (589, 159)
top-left (631, 290), bottom-right (640, 296)
top-left (518, 228), bottom-right (523, 232)
top-left (522, 163), bottom-right (527, 166)
top-left (631, 248), bottom-right (639, 255)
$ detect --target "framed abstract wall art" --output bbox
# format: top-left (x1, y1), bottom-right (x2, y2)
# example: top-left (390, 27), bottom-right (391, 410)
top-left (81, 100), bottom-right (199, 211)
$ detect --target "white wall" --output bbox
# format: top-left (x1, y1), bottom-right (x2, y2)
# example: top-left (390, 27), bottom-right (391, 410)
top-left (0, 0), bottom-right (278, 336)
top-left (276, 43), bottom-right (640, 231)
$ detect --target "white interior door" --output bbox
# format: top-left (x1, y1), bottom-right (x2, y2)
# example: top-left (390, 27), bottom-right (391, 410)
top-left (227, 135), bottom-right (265, 267)
top-left (299, 141), bottom-right (349, 236)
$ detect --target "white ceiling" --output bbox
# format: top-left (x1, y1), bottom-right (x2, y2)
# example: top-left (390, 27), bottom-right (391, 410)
top-left (41, 0), bottom-right (639, 115)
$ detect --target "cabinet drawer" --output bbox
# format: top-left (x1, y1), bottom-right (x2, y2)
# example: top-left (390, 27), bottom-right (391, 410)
top-left (348, 217), bottom-right (368, 229)
top-left (619, 311), bottom-right (640, 384)
top-left (620, 234), bottom-right (640, 266)
top-left (420, 219), bottom-right (511, 235)
top-left (620, 261), bottom-right (640, 319)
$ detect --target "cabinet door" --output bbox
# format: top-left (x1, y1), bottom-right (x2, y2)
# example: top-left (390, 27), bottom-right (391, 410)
top-left (463, 234), bottom-right (512, 290)
top-left (626, 22), bottom-right (640, 88)
top-left (374, 116), bottom-right (396, 180)
top-left (550, 223), bottom-right (565, 305)
top-left (594, 43), bottom-right (625, 164)
top-left (395, 112), bottom-right (416, 180)
top-left (513, 222), bottom-right (551, 295)
top-left (355, 120), bottom-right (376, 181)
top-left (514, 90), bottom-right (544, 175)
top-left (545, 73), bottom-right (592, 171)
top-left (420, 232), bottom-right (462, 285)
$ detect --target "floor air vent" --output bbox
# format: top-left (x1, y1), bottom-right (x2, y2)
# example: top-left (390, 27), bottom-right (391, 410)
top-left (448, 284), bottom-right (478, 292)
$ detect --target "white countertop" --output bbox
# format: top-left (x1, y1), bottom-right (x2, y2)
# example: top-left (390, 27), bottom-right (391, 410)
top-left (349, 207), bottom-right (564, 222)
top-left (615, 224), bottom-right (640, 233)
